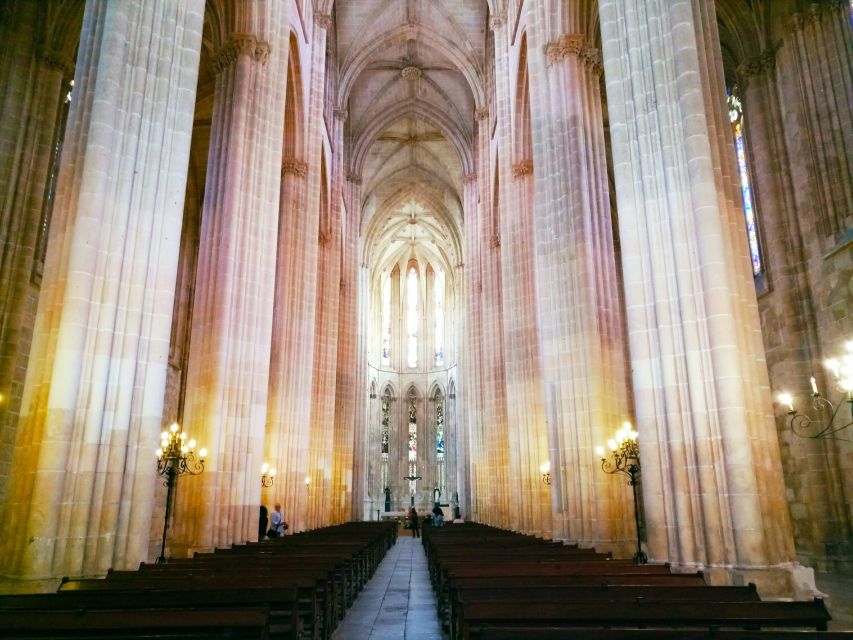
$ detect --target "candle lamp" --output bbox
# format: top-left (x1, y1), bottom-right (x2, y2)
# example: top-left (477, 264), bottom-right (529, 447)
top-left (156, 422), bottom-right (206, 564)
top-left (261, 462), bottom-right (276, 488)
top-left (539, 461), bottom-right (551, 485)
top-left (597, 422), bottom-right (646, 564)
top-left (777, 340), bottom-right (853, 442)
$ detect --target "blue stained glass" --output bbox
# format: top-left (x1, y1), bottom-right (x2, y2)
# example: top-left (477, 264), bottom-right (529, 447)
top-left (734, 121), bottom-right (762, 276)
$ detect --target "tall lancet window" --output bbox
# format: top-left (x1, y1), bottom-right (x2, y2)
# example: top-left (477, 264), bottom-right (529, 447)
top-left (728, 90), bottom-right (762, 276)
top-left (407, 388), bottom-right (417, 463)
top-left (407, 266), bottom-right (418, 368)
top-left (381, 274), bottom-right (391, 366)
top-left (434, 269), bottom-right (445, 366)
top-left (381, 391), bottom-right (390, 460)
top-left (435, 390), bottom-right (445, 497)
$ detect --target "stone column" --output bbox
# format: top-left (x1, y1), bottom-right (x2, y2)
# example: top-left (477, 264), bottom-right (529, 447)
top-left (305, 13), bottom-right (337, 530)
top-left (526, 4), bottom-right (634, 552)
top-left (782, 2), bottom-right (853, 242)
top-left (265, 156), bottom-right (310, 534)
top-left (332, 112), bottom-right (357, 525)
top-left (458, 174), bottom-right (477, 521)
top-left (0, 0), bottom-right (80, 510)
top-left (347, 175), bottom-right (369, 520)
top-left (175, 17), bottom-right (287, 554)
top-left (738, 45), bottom-right (851, 571)
top-left (0, 0), bottom-right (203, 579)
top-left (490, 12), bottom-right (551, 537)
top-left (599, 0), bottom-right (815, 597)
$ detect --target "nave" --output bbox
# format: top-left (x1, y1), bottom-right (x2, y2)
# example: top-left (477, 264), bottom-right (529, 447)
top-left (1, 520), bottom-right (851, 638)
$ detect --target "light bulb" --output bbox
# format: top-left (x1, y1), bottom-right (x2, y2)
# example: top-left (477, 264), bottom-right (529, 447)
top-left (156, 448), bottom-right (163, 459)
top-left (161, 431), bottom-right (168, 439)
top-left (170, 422), bottom-right (179, 433)
top-left (595, 446), bottom-right (605, 458)
top-left (608, 438), bottom-right (618, 452)
top-left (199, 448), bottom-right (207, 459)
top-left (777, 392), bottom-right (794, 412)
top-left (304, 476), bottom-right (311, 486)
top-left (270, 468), bottom-right (277, 477)
top-left (261, 462), bottom-right (269, 474)
top-left (180, 445), bottom-right (188, 454)
top-left (539, 462), bottom-right (550, 474)
top-left (188, 439), bottom-right (196, 449)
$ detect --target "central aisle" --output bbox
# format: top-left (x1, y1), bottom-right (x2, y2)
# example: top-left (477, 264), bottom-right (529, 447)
top-left (332, 535), bottom-right (443, 640)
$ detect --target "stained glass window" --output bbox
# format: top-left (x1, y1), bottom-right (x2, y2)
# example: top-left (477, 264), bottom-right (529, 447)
top-left (728, 91), bottom-right (762, 276)
top-left (381, 274), bottom-right (391, 366)
top-left (407, 266), bottom-right (418, 368)
top-left (434, 269), bottom-right (445, 366)
top-left (407, 389), bottom-right (417, 462)
top-left (381, 392), bottom-right (390, 459)
top-left (436, 398), bottom-right (445, 458)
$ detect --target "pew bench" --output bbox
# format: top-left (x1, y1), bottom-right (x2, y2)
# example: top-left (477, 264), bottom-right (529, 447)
top-left (454, 599), bottom-right (833, 640)
top-left (0, 607), bottom-right (271, 640)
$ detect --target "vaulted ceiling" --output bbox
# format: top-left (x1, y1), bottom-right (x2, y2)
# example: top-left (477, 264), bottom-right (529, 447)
top-left (337, 0), bottom-right (487, 273)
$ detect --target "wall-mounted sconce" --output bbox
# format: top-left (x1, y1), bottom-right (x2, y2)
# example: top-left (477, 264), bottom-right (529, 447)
top-left (261, 462), bottom-right (276, 487)
top-left (540, 461), bottom-right (551, 485)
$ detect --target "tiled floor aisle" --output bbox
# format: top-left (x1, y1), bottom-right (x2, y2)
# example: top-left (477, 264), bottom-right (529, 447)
top-left (332, 536), bottom-right (443, 640)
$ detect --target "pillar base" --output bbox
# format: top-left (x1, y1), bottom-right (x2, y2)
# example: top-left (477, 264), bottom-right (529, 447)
top-left (678, 561), bottom-right (823, 600)
top-left (0, 577), bottom-right (62, 595)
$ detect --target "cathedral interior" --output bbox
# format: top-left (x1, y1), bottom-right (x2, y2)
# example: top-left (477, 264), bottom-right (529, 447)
top-left (0, 0), bottom-right (850, 613)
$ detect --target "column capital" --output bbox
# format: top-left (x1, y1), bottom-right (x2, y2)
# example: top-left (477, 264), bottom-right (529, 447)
top-left (475, 107), bottom-right (489, 121)
top-left (282, 157), bottom-right (308, 178)
top-left (314, 13), bottom-right (332, 30)
top-left (787, 1), bottom-right (844, 34)
top-left (462, 172), bottom-right (478, 184)
top-left (512, 160), bottom-right (533, 178)
top-left (545, 34), bottom-right (585, 67)
top-left (212, 33), bottom-right (270, 74)
top-left (580, 46), bottom-right (603, 77)
top-left (346, 172), bottom-right (362, 184)
top-left (489, 13), bottom-right (506, 31)
top-left (334, 108), bottom-right (349, 121)
top-left (736, 44), bottom-right (780, 84)
top-left (490, 234), bottom-right (501, 248)
top-left (38, 48), bottom-right (75, 77)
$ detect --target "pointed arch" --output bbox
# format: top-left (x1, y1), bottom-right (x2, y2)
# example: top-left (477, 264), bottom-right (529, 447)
top-left (284, 32), bottom-right (305, 159)
top-left (351, 100), bottom-right (474, 175)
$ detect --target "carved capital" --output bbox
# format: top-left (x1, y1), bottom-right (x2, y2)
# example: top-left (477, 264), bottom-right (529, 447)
top-left (282, 157), bottom-right (308, 178)
top-left (401, 65), bottom-right (422, 81)
top-left (39, 48), bottom-right (74, 77)
top-left (737, 44), bottom-right (780, 81)
top-left (314, 13), bottom-right (332, 29)
top-left (580, 46), bottom-right (603, 77)
top-left (489, 13), bottom-right (506, 31)
top-left (212, 33), bottom-right (270, 73)
top-left (347, 172), bottom-right (362, 184)
top-left (318, 230), bottom-right (329, 245)
top-left (475, 107), bottom-right (490, 121)
top-left (512, 160), bottom-right (533, 178)
top-left (462, 172), bottom-right (478, 185)
top-left (334, 108), bottom-right (348, 121)
top-left (490, 234), bottom-right (501, 248)
top-left (545, 34), bottom-right (585, 66)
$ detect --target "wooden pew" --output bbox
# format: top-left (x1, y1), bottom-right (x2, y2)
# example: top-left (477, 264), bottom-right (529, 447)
top-left (478, 628), bottom-right (853, 640)
top-left (0, 607), bottom-right (270, 640)
top-left (0, 588), bottom-right (301, 640)
top-left (454, 599), bottom-right (833, 640)
top-left (59, 576), bottom-right (324, 640)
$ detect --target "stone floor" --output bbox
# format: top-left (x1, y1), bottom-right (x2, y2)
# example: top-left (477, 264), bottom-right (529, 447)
top-left (817, 572), bottom-right (853, 631)
top-left (332, 536), bottom-right (442, 640)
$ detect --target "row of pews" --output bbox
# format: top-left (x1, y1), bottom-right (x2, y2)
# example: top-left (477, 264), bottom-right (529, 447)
top-left (423, 522), bottom-right (852, 640)
top-left (0, 521), bottom-right (397, 640)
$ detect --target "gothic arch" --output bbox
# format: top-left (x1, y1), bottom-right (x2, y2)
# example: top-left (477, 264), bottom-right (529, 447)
top-left (351, 100), bottom-right (474, 176)
top-left (338, 23), bottom-right (485, 110)
top-left (283, 32), bottom-right (305, 159)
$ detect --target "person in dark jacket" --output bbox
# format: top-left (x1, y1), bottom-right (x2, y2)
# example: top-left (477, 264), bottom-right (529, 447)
top-left (409, 507), bottom-right (420, 538)
top-left (259, 505), bottom-right (268, 540)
